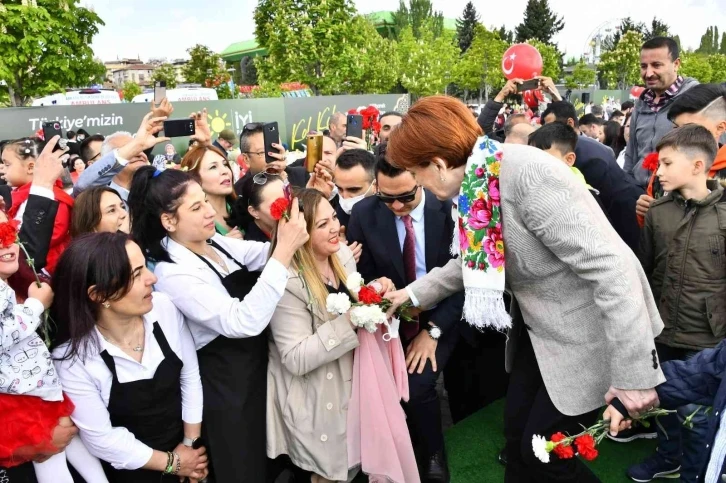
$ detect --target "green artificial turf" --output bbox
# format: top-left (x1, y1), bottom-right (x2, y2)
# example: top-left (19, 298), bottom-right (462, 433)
top-left (445, 399), bottom-right (670, 483)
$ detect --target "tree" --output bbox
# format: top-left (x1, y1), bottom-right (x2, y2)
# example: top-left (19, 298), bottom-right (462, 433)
top-left (514, 0), bottom-right (564, 45)
top-left (0, 0), bottom-right (106, 106)
top-left (646, 18), bottom-right (670, 40)
top-left (526, 39), bottom-right (562, 80)
top-left (601, 17), bottom-right (646, 52)
top-left (121, 81), bottom-right (142, 102)
top-left (721, 33), bottom-right (726, 55)
top-left (453, 25), bottom-right (507, 101)
top-left (391, 0), bottom-right (444, 40)
top-left (598, 30), bottom-right (643, 89)
top-left (680, 52), bottom-right (712, 83)
top-left (564, 59), bottom-right (597, 89)
top-left (255, 0), bottom-right (395, 95)
top-left (240, 56), bottom-right (258, 86)
top-left (150, 64), bottom-right (179, 89)
top-left (698, 26), bottom-right (720, 55)
top-left (455, 2), bottom-right (479, 53)
top-left (709, 54), bottom-right (726, 83)
top-left (497, 26), bottom-right (514, 44)
top-left (182, 44), bottom-right (225, 85)
top-left (397, 22), bottom-right (458, 97)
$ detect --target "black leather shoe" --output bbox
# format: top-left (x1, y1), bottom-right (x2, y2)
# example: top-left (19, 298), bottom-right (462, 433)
top-left (420, 450), bottom-right (450, 483)
top-left (498, 448), bottom-right (507, 466)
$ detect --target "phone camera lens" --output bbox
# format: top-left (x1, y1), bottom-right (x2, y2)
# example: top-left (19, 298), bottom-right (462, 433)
top-left (54, 123), bottom-right (60, 129)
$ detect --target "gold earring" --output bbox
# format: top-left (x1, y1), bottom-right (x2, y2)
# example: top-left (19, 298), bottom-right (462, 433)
top-left (102, 302), bottom-right (110, 309)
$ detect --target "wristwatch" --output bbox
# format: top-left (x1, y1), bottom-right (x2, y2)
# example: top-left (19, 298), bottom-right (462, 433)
top-left (427, 324), bottom-right (442, 341)
top-left (183, 436), bottom-right (201, 448)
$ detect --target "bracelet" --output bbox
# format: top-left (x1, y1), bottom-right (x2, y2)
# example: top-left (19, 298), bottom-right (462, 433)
top-left (164, 451), bottom-right (174, 474)
top-left (173, 451), bottom-right (181, 475)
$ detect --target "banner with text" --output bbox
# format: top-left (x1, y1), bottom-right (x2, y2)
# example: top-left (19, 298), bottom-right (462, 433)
top-left (0, 94), bottom-right (409, 152)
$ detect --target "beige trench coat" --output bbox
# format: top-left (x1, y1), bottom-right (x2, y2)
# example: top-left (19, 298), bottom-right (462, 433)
top-left (266, 244), bottom-right (359, 481)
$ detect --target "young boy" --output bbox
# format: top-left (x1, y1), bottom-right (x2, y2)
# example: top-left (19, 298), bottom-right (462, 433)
top-left (527, 122), bottom-right (608, 215)
top-left (629, 124), bottom-right (726, 483)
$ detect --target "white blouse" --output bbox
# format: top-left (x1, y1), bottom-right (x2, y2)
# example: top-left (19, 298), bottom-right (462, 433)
top-left (154, 234), bottom-right (289, 350)
top-left (53, 293), bottom-right (203, 471)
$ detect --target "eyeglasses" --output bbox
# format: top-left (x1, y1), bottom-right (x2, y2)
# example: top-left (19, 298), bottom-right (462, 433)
top-left (89, 152), bottom-right (101, 162)
top-left (244, 151), bottom-right (266, 157)
top-left (253, 169), bottom-right (281, 186)
top-left (376, 185), bottom-right (419, 204)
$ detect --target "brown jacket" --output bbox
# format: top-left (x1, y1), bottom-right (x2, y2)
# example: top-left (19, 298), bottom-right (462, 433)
top-left (640, 179), bottom-right (726, 350)
top-left (266, 244), bottom-right (359, 481)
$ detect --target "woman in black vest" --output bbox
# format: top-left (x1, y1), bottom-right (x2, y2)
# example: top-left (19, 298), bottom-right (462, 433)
top-left (128, 167), bottom-right (308, 482)
top-left (52, 232), bottom-right (208, 482)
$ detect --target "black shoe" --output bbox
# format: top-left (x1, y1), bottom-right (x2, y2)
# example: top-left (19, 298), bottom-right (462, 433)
top-left (420, 450), bottom-right (450, 483)
top-left (498, 448), bottom-right (507, 466)
top-left (605, 424), bottom-right (658, 443)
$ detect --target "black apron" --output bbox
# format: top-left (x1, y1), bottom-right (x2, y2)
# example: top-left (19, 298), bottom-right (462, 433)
top-left (99, 322), bottom-right (184, 483)
top-left (193, 240), bottom-right (268, 483)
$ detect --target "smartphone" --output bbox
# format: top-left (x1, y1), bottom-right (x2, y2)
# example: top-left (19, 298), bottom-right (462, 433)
top-left (306, 132), bottom-right (323, 173)
top-left (516, 78), bottom-right (540, 93)
top-left (346, 114), bottom-right (363, 140)
top-left (42, 121), bottom-right (66, 152)
top-left (263, 122), bottom-right (280, 164)
top-left (154, 81), bottom-right (166, 104)
top-left (163, 119), bottom-right (195, 138)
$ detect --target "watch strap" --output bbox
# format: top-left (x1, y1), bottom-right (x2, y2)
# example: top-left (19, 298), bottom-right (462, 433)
top-left (183, 436), bottom-right (198, 447)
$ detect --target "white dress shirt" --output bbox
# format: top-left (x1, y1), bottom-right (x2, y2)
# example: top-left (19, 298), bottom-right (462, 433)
top-left (706, 411), bottom-right (726, 482)
top-left (154, 234), bottom-right (289, 350)
top-left (53, 293), bottom-right (203, 471)
top-left (394, 189), bottom-right (427, 281)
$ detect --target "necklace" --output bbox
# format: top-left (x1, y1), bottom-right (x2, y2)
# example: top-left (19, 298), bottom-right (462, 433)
top-left (99, 321), bottom-right (144, 352)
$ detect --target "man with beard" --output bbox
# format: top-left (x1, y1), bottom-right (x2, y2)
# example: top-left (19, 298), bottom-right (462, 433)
top-left (624, 37), bottom-right (698, 188)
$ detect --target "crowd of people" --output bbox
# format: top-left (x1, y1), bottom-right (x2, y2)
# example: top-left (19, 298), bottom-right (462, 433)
top-left (1, 34), bottom-right (726, 483)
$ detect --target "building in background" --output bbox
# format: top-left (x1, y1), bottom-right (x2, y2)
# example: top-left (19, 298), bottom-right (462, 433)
top-left (111, 64), bottom-right (156, 87)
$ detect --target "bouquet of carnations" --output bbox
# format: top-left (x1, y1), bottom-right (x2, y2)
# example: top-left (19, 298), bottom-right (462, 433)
top-left (326, 271), bottom-right (413, 336)
top-left (347, 105), bottom-right (381, 151)
top-left (532, 406), bottom-right (675, 464)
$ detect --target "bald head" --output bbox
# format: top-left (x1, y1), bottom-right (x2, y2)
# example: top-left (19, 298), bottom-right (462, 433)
top-left (505, 123), bottom-right (536, 145)
top-left (329, 112), bottom-right (347, 144)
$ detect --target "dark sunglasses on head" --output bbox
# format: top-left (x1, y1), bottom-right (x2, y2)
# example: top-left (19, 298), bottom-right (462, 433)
top-left (376, 185), bottom-right (419, 204)
top-left (243, 123), bottom-right (264, 132)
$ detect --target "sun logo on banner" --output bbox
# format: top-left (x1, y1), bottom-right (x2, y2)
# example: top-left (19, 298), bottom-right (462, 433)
top-left (208, 110), bottom-right (232, 134)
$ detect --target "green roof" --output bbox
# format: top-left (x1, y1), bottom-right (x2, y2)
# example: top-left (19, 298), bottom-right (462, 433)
top-left (220, 10), bottom-right (457, 62)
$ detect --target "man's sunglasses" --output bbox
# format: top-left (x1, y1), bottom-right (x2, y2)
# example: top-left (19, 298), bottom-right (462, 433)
top-left (243, 123), bottom-right (264, 132)
top-left (376, 185), bottom-right (419, 204)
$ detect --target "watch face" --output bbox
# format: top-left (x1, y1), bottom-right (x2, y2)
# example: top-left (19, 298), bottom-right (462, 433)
top-left (429, 327), bottom-right (442, 339)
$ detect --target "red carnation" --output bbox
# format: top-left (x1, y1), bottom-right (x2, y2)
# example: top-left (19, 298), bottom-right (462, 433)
top-left (348, 108), bottom-right (359, 115)
top-left (270, 197), bottom-right (290, 221)
top-left (372, 121), bottom-right (382, 134)
top-left (574, 434), bottom-right (598, 461)
top-left (0, 220), bottom-right (19, 248)
top-left (358, 285), bottom-right (382, 304)
top-left (643, 152), bottom-right (659, 172)
top-left (550, 432), bottom-right (574, 460)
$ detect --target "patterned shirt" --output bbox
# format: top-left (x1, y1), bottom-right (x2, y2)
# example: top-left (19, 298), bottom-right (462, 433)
top-left (642, 76), bottom-right (684, 112)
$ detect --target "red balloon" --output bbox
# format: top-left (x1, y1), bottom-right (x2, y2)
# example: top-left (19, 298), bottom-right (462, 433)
top-left (501, 44), bottom-right (543, 80)
top-left (630, 86), bottom-right (645, 98)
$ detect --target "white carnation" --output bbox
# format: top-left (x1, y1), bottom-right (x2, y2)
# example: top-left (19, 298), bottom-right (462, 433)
top-left (346, 272), bottom-right (364, 295)
top-left (349, 305), bottom-right (387, 333)
top-left (531, 435), bottom-right (550, 464)
top-left (326, 293), bottom-right (351, 315)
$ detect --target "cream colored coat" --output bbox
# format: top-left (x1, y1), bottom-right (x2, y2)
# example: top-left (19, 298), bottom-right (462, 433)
top-left (266, 243), bottom-right (359, 481)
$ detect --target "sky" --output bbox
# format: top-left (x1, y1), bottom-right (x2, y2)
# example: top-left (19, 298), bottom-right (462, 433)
top-left (88, 0), bottom-right (726, 63)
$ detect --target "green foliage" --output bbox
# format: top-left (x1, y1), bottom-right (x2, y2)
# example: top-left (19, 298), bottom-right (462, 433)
top-left (497, 26), bottom-right (514, 44)
top-left (182, 44), bottom-right (225, 85)
top-left (250, 80), bottom-right (282, 99)
top-left (697, 26), bottom-right (723, 55)
top-left (397, 23), bottom-right (458, 96)
top-left (121, 81), bottom-right (142, 102)
top-left (680, 52), bottom-right (712, 83)
top-left (709, 54), bottom-right (726, 83)
top-left (525, 39), bottom-right (562, 80)
top-left (514, 0), bottom-right (564, 45)
top-left (565, 60), bottom-right (597, 89)
top-left (391, 0), bottom-right (444, 41)
top-left (646, 18), bottom-right (670, 40)
top-left (455, 2), bottom-right (479, 53)
top-left (150, 64), bottom-right (178, 89)
top-left (598, 30), bottom-right (643, 89)
top-left (565, 56), bottom-right (578, 67)
top-left (602, 17), bottom-right (669, 53)
top-left (0, 0), bottom-right (106, 106)
top-left (254, 0), bottom-right (396, 95)
top-left (454, 25), bottom-right (507, 97)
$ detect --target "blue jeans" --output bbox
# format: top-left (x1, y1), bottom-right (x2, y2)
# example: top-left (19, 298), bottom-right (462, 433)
top-left (655, 343), bottom-right (711, 483)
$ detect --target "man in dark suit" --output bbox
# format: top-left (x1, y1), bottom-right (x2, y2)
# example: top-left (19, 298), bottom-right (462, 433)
top-left (346, 151), bottom-right (462, 483)
top-left (541, 101), bottom-right (645, 252)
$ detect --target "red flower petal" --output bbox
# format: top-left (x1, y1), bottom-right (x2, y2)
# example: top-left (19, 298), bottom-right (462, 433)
top-left (270, 197), bottom-right (290, 221)
top-left (358, 286), bottom-right (382, 304)
top-left (0, 221), bottom-right (18, 248)
top-left (643, 152), bottom-right (659, 172)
